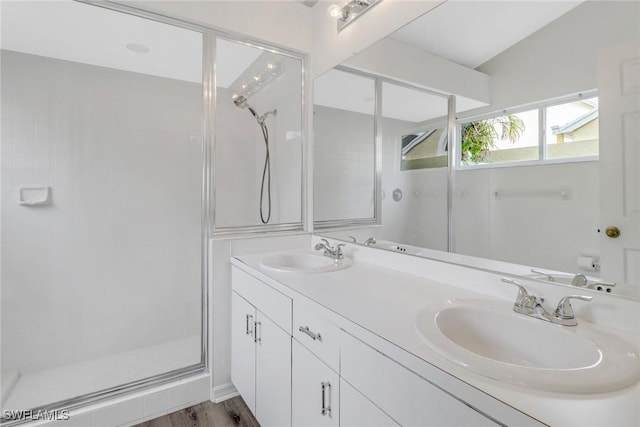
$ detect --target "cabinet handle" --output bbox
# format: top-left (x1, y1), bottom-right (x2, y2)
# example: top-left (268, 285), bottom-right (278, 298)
top-left (246, 314), bottom-right (254, 337)
top-left (255, 321), bottom-right (261, 344)
top-left (298, 325), bottom-right (322, 342)
top-left (321, 381), bottom-right (331, 416)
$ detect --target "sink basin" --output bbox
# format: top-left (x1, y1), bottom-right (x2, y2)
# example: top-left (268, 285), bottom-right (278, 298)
top-left (415, 299), bottom-right (640, 393)
top-left (260, 252), bottom-right (352, 273)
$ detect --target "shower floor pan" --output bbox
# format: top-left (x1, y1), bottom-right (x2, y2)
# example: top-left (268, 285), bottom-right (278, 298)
top-left (2, 335), bottom-right (200, 412)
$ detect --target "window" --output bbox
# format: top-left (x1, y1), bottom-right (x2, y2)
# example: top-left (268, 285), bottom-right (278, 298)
top-left (546, 97), bottom-right (598, 159)
top-left (400, 128), bottom-right (447, 170)
top-left (460, 110), bottom-right (538, 165)
top-left (459, 93), bottom-right (598, 167)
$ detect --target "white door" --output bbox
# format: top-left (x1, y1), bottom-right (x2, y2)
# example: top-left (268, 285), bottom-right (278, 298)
top-left (340, 378), bottom-right (399, 427)
top-left (598, 40), bottom-right (640, 285)
top-left (255, 312), bottom-right (292, 427)
top-left (231, 291), bottom-right (257, 414)
top-left (292, 340), bottom-right (339, 427)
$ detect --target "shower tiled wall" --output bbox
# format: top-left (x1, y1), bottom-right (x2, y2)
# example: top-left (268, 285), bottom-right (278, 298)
top-left (1, 50), bottom-right (203, 374)
top-left (313, 105), bottom-right (375, 222)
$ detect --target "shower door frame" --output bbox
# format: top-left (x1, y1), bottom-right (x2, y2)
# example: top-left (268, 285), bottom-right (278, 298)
top-left (1, 0), bottom-right (306, 423)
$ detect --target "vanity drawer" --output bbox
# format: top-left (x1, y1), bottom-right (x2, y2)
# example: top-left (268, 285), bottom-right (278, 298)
top-left (232, 266), bottom-right (292, 334)
top-left (340, 331), bottom-right (499, 427)
top-left (293, 297), bottom-right (340, 372)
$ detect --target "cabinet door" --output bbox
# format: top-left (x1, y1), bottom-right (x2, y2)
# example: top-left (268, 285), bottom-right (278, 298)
top-left (340, 379), bottom-right (399, 427)
top-left (292, 340), bottom-right (339, 427)
top-left (255, 312), bottom-right (292, 427)
top-left (341, 331), bottom-right (498, 427)
top-left (231, 291), bottom-right (256, 414)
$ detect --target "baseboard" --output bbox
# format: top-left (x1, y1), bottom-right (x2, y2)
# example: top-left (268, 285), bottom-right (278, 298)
top-left (211, 383), bottom-right (239, 403)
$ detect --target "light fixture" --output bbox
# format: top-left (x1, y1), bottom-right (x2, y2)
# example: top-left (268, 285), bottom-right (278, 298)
top-left (327, 4), bottom-right (343, 18)
top-left (328, 0), bottom-right (382, 32)
top-left (230, 53), bottom-right (285, 102)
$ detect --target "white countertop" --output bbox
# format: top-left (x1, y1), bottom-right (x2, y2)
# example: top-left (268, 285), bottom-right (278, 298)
top-left (231, 248), bottom-right (640, 427)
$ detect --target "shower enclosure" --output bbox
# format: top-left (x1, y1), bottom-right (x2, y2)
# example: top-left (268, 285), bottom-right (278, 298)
top-left (0, 1), bottom-right (206, 419)
top-left (1, 0), bottom-right (306, 421)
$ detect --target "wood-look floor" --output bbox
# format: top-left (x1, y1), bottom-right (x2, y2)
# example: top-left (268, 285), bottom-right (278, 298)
top-left (134, 397), bottom-right (260, 427)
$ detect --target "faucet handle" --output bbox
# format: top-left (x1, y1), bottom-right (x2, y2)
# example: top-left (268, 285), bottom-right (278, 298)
top-left (530, 268), bottom-right (555, 282)
top-left (348, 236), bottom-right (357, 243)
top-left (570, 274), bottom-right (588, 287)
top-left (501, 277), bottom-right (532, 306)
top-left (555, 295), bottom-right (593, 319)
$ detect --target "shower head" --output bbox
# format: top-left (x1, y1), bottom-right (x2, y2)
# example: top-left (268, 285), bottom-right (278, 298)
top-left (233, 94), bottom-right (249, 109)
top-left (232, 94), bottom-right (276, 125)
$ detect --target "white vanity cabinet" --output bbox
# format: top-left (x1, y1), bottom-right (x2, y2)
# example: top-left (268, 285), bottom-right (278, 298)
top-left (231, 267), bottom-right (292, 427)
top-left (340, 379), bottom-right (398, 427)
top-left (230, 260), bottom-right (543, 427)
top-left (292, 296), bottom-right (341, 426)
top-left (292, 340), bottom-right (339, 427)
top-left (231, 292), bottom-right (257, 414)
top-left (340, 331), bottom-right (499, 427)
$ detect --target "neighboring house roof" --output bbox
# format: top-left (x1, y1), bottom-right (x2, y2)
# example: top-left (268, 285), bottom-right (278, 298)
top-left (551, 109), bottom-right (598, 135)
top-left (402, 130), bottom-right (436, 156)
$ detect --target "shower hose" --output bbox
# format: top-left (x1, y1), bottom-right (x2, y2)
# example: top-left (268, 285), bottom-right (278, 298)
top-left (258, 119), bottom-right (271, 224)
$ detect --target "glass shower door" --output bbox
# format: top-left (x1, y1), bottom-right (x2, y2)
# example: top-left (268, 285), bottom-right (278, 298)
top-left (1, 0), bottom-right (204, 417)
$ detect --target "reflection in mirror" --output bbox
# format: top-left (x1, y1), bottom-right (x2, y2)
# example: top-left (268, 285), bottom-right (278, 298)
top-left (313, 68), bottom-right (375, 225)
top-left (214, 38), bottom-right (303, 231)
top-left (315, 1), bottom-right (640, 300)
top-left (401, 127), bottom-right (447, 170)
top-left (380, 82), bottom-right (449, 251)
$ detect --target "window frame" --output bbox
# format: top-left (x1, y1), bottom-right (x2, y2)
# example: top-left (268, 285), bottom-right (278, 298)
top-left (456, 90), bottom-right (599, 170)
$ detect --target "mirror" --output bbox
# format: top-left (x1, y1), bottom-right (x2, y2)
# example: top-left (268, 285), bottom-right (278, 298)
top-left (313, 68), bottom-right (376, 226)
top-left (379, 81), bottom-right (449, 251)
top-left (313, 1), bottom-right (640, 299)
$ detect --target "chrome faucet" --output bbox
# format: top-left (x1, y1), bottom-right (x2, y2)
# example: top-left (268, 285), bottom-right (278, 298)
top-left (501, 278), bottom-right (592, 326)
top-left (363, 237), bottom-right (376, 246)
top-left (314, 239), bottom-right (345, 260)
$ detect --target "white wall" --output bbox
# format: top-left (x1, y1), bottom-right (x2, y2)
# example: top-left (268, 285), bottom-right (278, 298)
top-left (454, 162), bottom-right (600, 273)
top-left (469, 0), bottom-right (640, 116)
top-left (1, 51), bottom-right (202, 373)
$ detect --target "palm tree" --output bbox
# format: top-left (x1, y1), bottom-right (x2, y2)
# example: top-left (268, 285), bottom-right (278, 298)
top-left (461, 115), bottom-right (525, 163)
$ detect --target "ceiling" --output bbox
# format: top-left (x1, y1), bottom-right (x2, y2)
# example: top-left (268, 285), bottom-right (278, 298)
top-left (391, 0), bottom-right (584, 69)
top-left (1, 1), bottom-right (203, 83)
